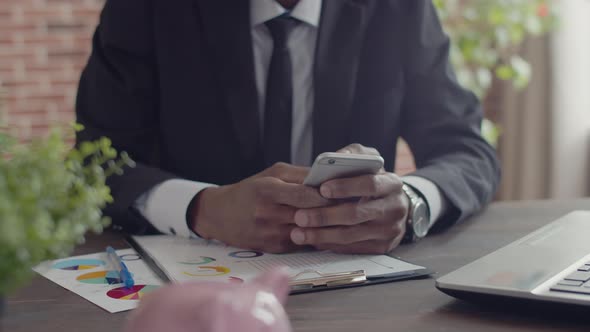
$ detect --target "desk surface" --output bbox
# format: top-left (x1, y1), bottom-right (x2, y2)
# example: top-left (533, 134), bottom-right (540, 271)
top-left (4, 198), bottom-right (590, 332)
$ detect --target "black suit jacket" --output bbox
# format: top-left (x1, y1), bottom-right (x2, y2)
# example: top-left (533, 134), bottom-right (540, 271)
top-left (76, 0), bottom-right (501, 234)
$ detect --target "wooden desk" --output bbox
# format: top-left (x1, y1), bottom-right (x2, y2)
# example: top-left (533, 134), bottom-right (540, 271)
top-left (4, 199), bottom-right (590, 332)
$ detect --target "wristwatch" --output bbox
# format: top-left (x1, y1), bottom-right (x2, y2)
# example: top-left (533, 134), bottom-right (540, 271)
top-left (401, 184), bottom-right (431, 243)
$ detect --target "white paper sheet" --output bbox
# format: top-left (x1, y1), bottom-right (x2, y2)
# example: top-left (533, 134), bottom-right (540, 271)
top-left (33, 249), bottom-right (162, 313)
top-left (131, 235), bottom-right (425, 284)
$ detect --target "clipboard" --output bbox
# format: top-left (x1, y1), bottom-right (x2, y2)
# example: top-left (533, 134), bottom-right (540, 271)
top-left (289, 267), bottom-right (433, 295)
top-left (126, 236), bottom-right (433, 295)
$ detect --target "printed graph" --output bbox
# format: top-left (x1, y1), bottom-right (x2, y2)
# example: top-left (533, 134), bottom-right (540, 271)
top-left (182, 266), bottom-right (230, 277)
top-left (228, 251), bottom-right (263, 259)
top-left (106, 285), bottom-right (158, 300)
top-left (178, 256), bottom-right (216, 265)
top-left (76, 270), bottom-right (122, 285)
top-left (52, 259), bottom-right (105, 271)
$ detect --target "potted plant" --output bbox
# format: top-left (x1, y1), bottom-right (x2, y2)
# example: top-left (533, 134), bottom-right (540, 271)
top-left (0, 90), bottom-right (133, 315)
top-left (434, 0), bottom-right (557, 145)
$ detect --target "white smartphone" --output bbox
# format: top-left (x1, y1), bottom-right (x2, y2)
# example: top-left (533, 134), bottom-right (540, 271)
top-left (303, 152), bottom-right (384, 187)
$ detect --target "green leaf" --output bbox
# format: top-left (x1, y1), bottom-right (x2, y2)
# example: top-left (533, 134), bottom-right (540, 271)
top-left (72, 123), bottom-right (85, 132)
top-left (495, 65), bottom-right (515, 81)
top-left (481, 118), bottom-right (501, 148)
top-left (0, 125), bottom-right (135, 295)
top-left (436, 0), bottom-right (556, 96)
top-left (510, 55), bottom-right (532, 89)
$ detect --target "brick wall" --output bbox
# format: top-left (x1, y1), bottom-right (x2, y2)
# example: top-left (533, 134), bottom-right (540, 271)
top-left (0, 0), bottom-right (416, 174)
top-left (0, 0), bottom-right (104, 140)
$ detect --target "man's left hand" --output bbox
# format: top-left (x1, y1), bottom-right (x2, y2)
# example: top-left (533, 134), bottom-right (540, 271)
top-left (290, 144), bottom-right (410, 254)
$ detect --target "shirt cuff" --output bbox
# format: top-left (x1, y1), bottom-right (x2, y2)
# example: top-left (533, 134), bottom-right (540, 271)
top-left (133, 179), bottom-right (217, 238)
top-left (402, 175), bottom-right (448, 226)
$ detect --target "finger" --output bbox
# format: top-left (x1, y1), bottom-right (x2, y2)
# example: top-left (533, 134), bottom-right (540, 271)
top-left (336, 143), bottom-right (380, 156)
top-left (259, 178), bottom-right (330, 208)
top-left (294, 197), bottom-right (388, 228)
top-left (320, 173), bottom-right (402, 199)
top-left (262, 162), bottom-right (309, 184)
top-left (268, 225), bottom-right (304, 254)
top-left (290, 221), bottom-right (397, 246)
top-left (254, 204), bottom-right (297, 225)
top-left (253, 225), bottom-right (303, 254)
top-left (315, 239), bottom-right (402, 255)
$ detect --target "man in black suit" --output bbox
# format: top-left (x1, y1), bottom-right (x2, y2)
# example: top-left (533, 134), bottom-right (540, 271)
top-left (76, 0), bottom-right (500, 254)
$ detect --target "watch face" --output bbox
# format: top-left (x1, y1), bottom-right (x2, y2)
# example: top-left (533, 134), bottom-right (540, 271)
top-left (412, 202), bottom-right (430, 238)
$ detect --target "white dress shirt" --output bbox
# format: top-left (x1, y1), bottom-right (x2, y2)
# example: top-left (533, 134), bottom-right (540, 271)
top-left (134, 0), bottom-right (447, 237)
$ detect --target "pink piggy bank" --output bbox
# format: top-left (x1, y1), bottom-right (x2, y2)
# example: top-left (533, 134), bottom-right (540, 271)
top-left (125, 268), bottom-right (292, 332)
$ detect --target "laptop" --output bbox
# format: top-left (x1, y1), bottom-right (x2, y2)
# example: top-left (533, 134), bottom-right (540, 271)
top-left (436, 210), bottom-right (590, 307)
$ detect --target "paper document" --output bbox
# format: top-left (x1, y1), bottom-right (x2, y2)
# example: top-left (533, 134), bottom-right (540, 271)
top-left (131, 235), bottom-right (427, 284)
top-left (33, 249), bottom-right (162, 313)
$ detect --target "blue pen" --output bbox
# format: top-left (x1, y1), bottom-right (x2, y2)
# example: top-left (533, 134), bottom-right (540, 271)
top-left (106, 246), bottom-right (134, 288)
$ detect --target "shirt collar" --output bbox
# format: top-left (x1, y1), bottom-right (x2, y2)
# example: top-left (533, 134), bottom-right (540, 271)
top-left (250, 0), bottom-right (322, 28)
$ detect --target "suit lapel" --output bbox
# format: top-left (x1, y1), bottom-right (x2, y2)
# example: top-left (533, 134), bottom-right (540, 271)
top-left (196, 0), bottom-right (262, 170)
top-left (313, 0), bottom-right (370, 157)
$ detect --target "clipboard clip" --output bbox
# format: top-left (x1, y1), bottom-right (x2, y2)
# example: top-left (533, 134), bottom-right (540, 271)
top-left (289, 269), bottom-right (367, 291)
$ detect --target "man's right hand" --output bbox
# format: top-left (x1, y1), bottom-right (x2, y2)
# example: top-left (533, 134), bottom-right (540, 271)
top-left (188, 163), bottom-right (331, 253)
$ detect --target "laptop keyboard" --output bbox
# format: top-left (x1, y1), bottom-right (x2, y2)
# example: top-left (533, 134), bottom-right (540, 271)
top-left (550, 263), bottom-right (590, 295)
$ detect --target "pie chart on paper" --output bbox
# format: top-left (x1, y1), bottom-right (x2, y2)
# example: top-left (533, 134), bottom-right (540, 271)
top-left (76, 270), bottom-right (122, 285)
top-left (52, 259), bottom-right (105, 271)
top-left (106, 285), bottom-right (159, 300)
top-left (182, 266), bottom-right (231, 277)
top-left (178, 256), bottom-right (216, 265)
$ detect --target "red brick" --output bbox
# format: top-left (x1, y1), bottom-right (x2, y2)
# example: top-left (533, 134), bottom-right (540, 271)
top-left (45, 0), bottom-right (81, 3)
top-left (23, 8), bottom-right (70, 21)
top-left (0, 36), bottom-right (15, 45)
top-left (0, 0), bottom-right (36, 6)
top-left (0, 68), bottom-right (16, 81)
top-left (7, 111), bottom-right (47, 120)
top-left (24, 63), bottom-right (68, 73)
top-left (0, 22), bottom-right (40, 33)
top-left (1, 79), bottom-right (42, 89)
top-left (0, 8), bottom-right (13, 20)
top-left (48, 78), bottom-right (77, 87)
top-left (71, 37), bottom-right (93, 50)
top-left (30, 94), bottom-right (67, 103)
top-left (72, 7), bottom-right (102, 18)
top-left (0, 48), bottom-right (38, 62)
top-left (19, 34), bottom-right (69, 46)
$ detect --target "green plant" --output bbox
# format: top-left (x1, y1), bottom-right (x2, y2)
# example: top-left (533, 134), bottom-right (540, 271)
top-left (0, 123), bottom-right (134, 295)
top-left (434, 0), bottom-right (557, 98)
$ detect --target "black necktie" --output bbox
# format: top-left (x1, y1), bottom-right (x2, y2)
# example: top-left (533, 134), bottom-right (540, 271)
top-left (263, 16), bottom-right (298, 167)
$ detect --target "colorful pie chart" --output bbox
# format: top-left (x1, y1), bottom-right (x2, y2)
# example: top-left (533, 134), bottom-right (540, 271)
top-left (183, 266), bottom-right (230, 277)
top-left (76, 270), bottom-right (122, 285)
top-left (228, 251), bottom-right (263, 259)
top-left (52, 259), bottom-right (105, 271)
top-left (106, 285), bottom-right (158, 300)
top-left (178, 256), bottom-right (216, 265)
